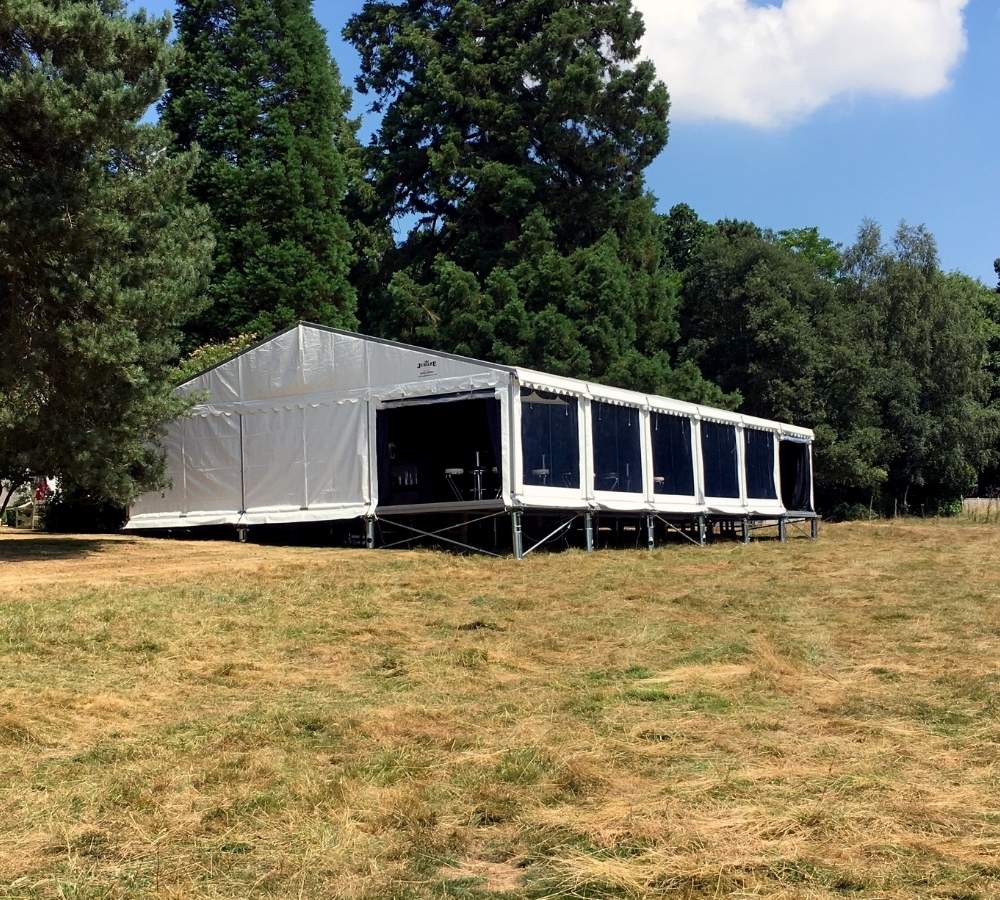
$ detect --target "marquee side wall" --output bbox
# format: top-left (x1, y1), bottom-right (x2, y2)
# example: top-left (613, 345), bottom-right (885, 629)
top-left (126, 325), bottom-right (512, 530)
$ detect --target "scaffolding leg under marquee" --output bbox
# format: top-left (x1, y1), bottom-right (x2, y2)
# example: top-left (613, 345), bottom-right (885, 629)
top-left (510, 510), bottom-right (523, 560)
top-left (218, 508), bottom-right (819, 557)
top-left (522, 514), bottom-right (580, 557)
top-left (375, 511), bottom-right (508, 557)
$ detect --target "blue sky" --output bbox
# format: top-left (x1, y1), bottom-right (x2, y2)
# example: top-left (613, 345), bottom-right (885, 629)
top-left (136, 0), bottom-right (998, 284)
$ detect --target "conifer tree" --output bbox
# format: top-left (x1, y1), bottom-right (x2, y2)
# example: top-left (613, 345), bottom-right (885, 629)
top-left (0, 0), bottom-right (213, 506)
top-left (163, 0), bottom-right (357, 341)
top-left (345, 0), bottom-right (724, 402)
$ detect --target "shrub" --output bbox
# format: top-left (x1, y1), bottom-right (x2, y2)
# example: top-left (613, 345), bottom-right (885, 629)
top-left (44, 486), bottom-right (126, 533)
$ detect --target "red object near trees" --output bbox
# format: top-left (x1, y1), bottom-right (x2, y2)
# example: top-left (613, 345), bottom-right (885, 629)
top-left (34, 479), bottom-right (50, 503)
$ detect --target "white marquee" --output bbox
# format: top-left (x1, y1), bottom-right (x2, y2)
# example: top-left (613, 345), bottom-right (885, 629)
top-left (127, 323), bottom-right (815, 531)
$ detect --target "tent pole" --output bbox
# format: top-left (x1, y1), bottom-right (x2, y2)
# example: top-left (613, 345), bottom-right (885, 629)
top-left (511, 510), bottom-right (524, 560)
top-left (778, 516), bottom-right (787, 543)
top-left (237, 525), bottom-right (248, 543)
top-left (742, 516), bottom-right (751, 544)
top-left (698, 514), bottom-right (707, 546)
top-left (365, 516), bottom-right (376, 549)
top-left (810, 517), bottom-right (819, 540)
top-left (645, 514), bottom-right (655, 551)
top-left (584, 512), bottom-right (595, 552)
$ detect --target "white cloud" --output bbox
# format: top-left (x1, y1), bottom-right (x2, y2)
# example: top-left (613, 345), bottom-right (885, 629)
top-left (635, 0), bottom-right (970, 127)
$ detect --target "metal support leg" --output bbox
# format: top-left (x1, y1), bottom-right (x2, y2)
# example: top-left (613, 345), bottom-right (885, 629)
top-left (237, 526), bottom-right (248, 543)
top-left (810, 517), bottom-right (819, 540)
top-left (584, 512), bottom-right (595, 552)
top-left (646, 514), bottom-right (655, 551)
top-left (511, 510), bottom-right (524, 560)
top-left (698, 515), bottom-right (707, 546)
top-left (742, 517), bottom-right (751, 544)
top-left (778, 517), bottom-right (787, 543)
top-left (365, 517), bottom-right (376, 549)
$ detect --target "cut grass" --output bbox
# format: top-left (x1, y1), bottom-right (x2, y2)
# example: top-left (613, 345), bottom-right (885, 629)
top-left (1, 520), bottom-right (999, 898)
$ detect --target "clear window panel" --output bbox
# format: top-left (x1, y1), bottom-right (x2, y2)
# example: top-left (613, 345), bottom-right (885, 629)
top-left (701, 421), bottom-right (740, 499)
top-left (592, 401), bottom-right (644, 493)
top-left (650, 412), bottom-right (695, 496)
top-left (520, 388), bottom-right (580, 488)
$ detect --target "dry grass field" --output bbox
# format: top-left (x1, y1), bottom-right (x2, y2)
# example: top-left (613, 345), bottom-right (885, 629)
top-left (1, 521), bottom-right (998, 899)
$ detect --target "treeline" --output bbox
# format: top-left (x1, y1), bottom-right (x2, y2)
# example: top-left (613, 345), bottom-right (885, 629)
top-left (665, 212), bottom-right (1000, 515)
top-left (1, 0), bottom-right (997, 518)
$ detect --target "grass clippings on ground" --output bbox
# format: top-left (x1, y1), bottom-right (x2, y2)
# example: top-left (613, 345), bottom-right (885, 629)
top-left (0, 520), bottom-right (998, 898)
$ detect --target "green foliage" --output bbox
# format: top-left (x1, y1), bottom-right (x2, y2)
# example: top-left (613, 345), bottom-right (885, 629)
top-left (679, 219), bottom-right (831, 425)
top-left (840, 222), bottom-right (999, 509)
top-left (778, 227), bottom-right (842, 280)
top-left (937, 498), bottom-right (964, 518)
top-left (163, 0), bottom-right (357, 342)
top-left (172, 333), bottom-right (259, 385)
top-left (345, 0), bottom-right (724, 402)
top-left (44, 486), bottom-right (127, 533)
top-left (672, 210), bottom-right (1000, 513)
top-left (975, 259), bottom-right (1000, 494)
top-left (826, 502), bottom-right (880, 523)
top-left (662, 203), bottom-right (713, 272)
top-left (0, 0), bottom-right (214, 505)
top-left (676, 217), bottom-right (882, 500)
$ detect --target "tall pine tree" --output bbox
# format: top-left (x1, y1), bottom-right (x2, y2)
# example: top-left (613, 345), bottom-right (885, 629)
top-left (0, 0), bottom-right (213, 507)
top-left (345, 0), bottom-right (724, 402)
top-left (163, 0), bottom-right (357, 341)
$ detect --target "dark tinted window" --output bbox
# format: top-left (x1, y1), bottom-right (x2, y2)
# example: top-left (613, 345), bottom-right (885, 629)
top-left (650, 412), bottom-right (695, 496)
top-left (701, 421), bottom-right (740, 499)
top-left (592, 401), bottom-right (643, 494)
top-left (744, 428), bottom-right (778, 499)
top-left (520, 389), bottom-right (580, 488)
top-left (779, 440), bottom-right (813, 511)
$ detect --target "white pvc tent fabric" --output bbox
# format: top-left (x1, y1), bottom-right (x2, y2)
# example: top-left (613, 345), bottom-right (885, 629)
top-left (127, 324), bottom-right (815, 530)
top-left (128, 325), bottom-right (508, 529)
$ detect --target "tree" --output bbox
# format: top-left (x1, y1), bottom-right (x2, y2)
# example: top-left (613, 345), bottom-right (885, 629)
top-left (678, 220), bottom-right (838, 424)
top-left (840, 222), bottom-right (999, 510)
top-left (676, 219), bottom-right (886, 505)
top-left (171, 332), bottom-right (260, 385)
top-left (970, 257), bottom-right (1000, 495)
top-left (778, 227), bottom-right (842, 280)
top-left (0, 0), bottom-right (214, 507)
top-left (162, 0), bottom-right (357, 342)
top-left (345, 0), bottom-right (725, 402)
top-left (661, 203), bottom-right (712, 273)
top-left (675, 215), bottom-right (999, 513)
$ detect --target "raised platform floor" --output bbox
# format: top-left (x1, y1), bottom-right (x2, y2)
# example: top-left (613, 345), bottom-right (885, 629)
top-left (367, 507), bottom-right (819, 558)
top-left (134, 506), bottom-right (818, 557)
